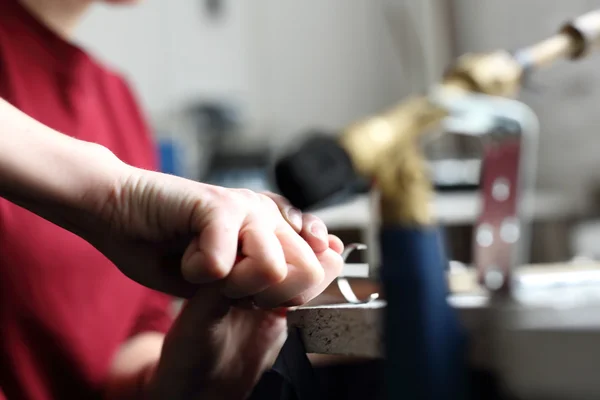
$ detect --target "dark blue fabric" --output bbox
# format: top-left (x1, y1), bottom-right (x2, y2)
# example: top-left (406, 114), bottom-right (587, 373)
top-left (249, 328), bottom-right (323, 400)
top-left (380, 226), bottom-right (470, 400)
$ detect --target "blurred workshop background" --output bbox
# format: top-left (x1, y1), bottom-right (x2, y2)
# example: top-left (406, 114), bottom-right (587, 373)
top-left (74, 0), bottom-right (600, 267)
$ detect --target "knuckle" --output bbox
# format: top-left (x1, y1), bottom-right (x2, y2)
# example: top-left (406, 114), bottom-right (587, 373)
top-left (236, 188), bottom-right (260, 202)
top-left (259, 190), bottom-right (277, 199)
top-left (303, 213), bottom-right (319, 222)
top-left (302, 262), bottom-right (325, 287)
top-left (202, 253), bottom-right (231, 281)
top-left (225, 188), bottom-right (261, 213)
top-left (260, 260), bottom-right (288, 285)
top-left (262, 191), bottom-right (287, 207)
top-left (218, 191), bottom-right (239, 210)
top-left (302, 213), bottom-right (325, 230)
top-left (259, 194), bottom-right (283, 219)
top-left (226, 188), bottom-right (260, 209)
top-left (260, 194), bottom-right (281, 214)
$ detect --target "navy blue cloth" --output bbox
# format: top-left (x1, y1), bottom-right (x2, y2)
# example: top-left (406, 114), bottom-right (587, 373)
top-left (249, 329), bottom-right (323, 400)
top-left (380, 226), bottom-right (470, 400)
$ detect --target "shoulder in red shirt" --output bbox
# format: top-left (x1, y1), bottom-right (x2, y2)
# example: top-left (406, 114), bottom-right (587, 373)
top-left (0, 1), bottom-right (174, 399)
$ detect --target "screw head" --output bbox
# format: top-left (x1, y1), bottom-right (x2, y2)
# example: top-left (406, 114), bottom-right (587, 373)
top-left (476, 224), bottom-right (494, 248)
top-left (492, 177), bottom-right (510, 202)
top-left (500, 218), bottom-right (520, 244)
top-left (484, 268), bottom-right (505, 290)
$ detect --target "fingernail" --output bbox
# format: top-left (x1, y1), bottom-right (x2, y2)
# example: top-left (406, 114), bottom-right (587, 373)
top-left (287, 207), bottom-right (303, 231)
top-left (310, 222), bottom-right (328, 242)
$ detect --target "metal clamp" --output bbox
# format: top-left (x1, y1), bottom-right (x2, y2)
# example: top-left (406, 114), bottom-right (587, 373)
top-left (337, 243), bottom-right (379, 304)
top-left (432, 90), bottom-right (540, 296)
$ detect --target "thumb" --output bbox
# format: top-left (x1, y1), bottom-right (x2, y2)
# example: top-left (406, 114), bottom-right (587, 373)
top-left (166, 286), bottom-right (230, 346)
top-left (154, 286), bottom-right (231, 382)
top-left (201, 307), bottom-right (287, 400)
top-left (155, 288), bottom-right (288, 400)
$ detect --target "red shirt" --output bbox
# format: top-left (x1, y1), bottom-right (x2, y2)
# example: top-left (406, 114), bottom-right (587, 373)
top-left (0, 1), bottom-right (174, 399)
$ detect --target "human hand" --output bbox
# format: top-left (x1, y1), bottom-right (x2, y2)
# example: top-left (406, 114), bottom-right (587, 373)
top-left (0, 100), bottom-right (343, 304)
top-left (261, 191), bottom-right (341, 254)
top-left (147, 288), bottom-right (289, 400)
top-left (142, 192), bottom-right (343, 400)
top-left (84, 164), bottom-right (343, 304)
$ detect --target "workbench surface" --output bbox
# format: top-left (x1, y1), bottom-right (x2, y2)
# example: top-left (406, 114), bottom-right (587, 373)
top-left (289, 264), bottom-right (600, 359)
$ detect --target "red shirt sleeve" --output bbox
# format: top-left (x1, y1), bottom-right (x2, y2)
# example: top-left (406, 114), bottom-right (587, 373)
top-left (129, 291), bottom-right (175, 337)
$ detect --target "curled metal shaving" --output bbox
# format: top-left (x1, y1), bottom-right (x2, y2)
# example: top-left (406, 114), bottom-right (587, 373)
top-left (337, 243), bottom-right (379, 304)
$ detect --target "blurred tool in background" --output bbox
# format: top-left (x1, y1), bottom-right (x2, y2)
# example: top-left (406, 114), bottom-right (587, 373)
top-left (275, 7), bottom-right (600, 400)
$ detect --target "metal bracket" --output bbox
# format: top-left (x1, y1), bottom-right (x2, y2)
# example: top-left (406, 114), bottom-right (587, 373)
top-left (337, 243), bottom-right (379, 304)
top-left (431, 90), bottom-right (540, 296)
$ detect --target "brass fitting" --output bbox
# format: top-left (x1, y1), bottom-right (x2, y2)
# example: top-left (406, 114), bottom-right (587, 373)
top-left (339, 97), bottom-right (448, 179)
top-left (442, 51), bottom-right (524, 98)
top-left (376, 144), bottom-right (434, 226)
top-left (333, 9), bottom-right (600, 226)
top-left (339, 97), bottom-right (447, 225)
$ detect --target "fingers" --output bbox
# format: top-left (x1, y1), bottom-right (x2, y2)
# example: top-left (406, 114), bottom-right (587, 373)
top-left (155, 288), bottom-right (287, 400)
top-left (222, 226), bottom-right (342, 307)
top-left (268, 235), bottom-right (344, 307)
top-left (299, 213), bottom-right (329, 253)
top-left (252, 228), bottom-right (325, 308)
top-left (262, 191), bottom-right (303, 231)
top-left (281, 247), bottom-right (344, 306)
top-left (233, 310), bottom-right (287, 398)
top-left (222, 229), bottom-right (287, 299)
top-left (328, 234), bottom-right (345, 254)
top-left (183, 189), bottom-right (345, 309)
top-left (171, 286), bottom-right (231, 337)
top-left (212, 309), bottom-right (287, 400)
top-left (181, 214), bottom-right (241, 283)
top-left (262, 191), bottom-right (330, 253)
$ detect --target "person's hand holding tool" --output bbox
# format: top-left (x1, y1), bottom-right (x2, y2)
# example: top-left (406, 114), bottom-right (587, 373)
top-left (136, 190), bottom-right (344, 400)
top-left (146, 286), bottom-right (287, 400)
top-left (2, 87), bottom-right (346, 400)
top-left (98, 181), bottom-right (344, 400)
top-left (1, 99), bottom-right (345, 303)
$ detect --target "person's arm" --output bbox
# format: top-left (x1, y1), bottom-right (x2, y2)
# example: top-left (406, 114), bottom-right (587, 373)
top-left (0, 96), bottom-right (344, 303)
top-left (0, 100), bottom-right (168, 398)
top-left (0, 97), bottom-right (344, 399)
top-left (0, 98), bottom-right (123, 239)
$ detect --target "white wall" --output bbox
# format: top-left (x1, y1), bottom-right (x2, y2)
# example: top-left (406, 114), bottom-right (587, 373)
top-left (74, 1), bottom-right (600, 210)
top-left (75, 0), bottom-right (253, 119)
top-left (248, 0), bottom-right (408, 143)
top-left (74, 0), bottom-right (409, 139)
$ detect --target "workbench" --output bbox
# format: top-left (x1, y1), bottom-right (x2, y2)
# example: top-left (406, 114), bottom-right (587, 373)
top-left (289, 264), bottom-right (600, 399)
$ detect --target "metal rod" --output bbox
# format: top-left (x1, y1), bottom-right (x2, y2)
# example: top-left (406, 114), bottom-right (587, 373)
top-left (514, 33), bottom-right (574, 70)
